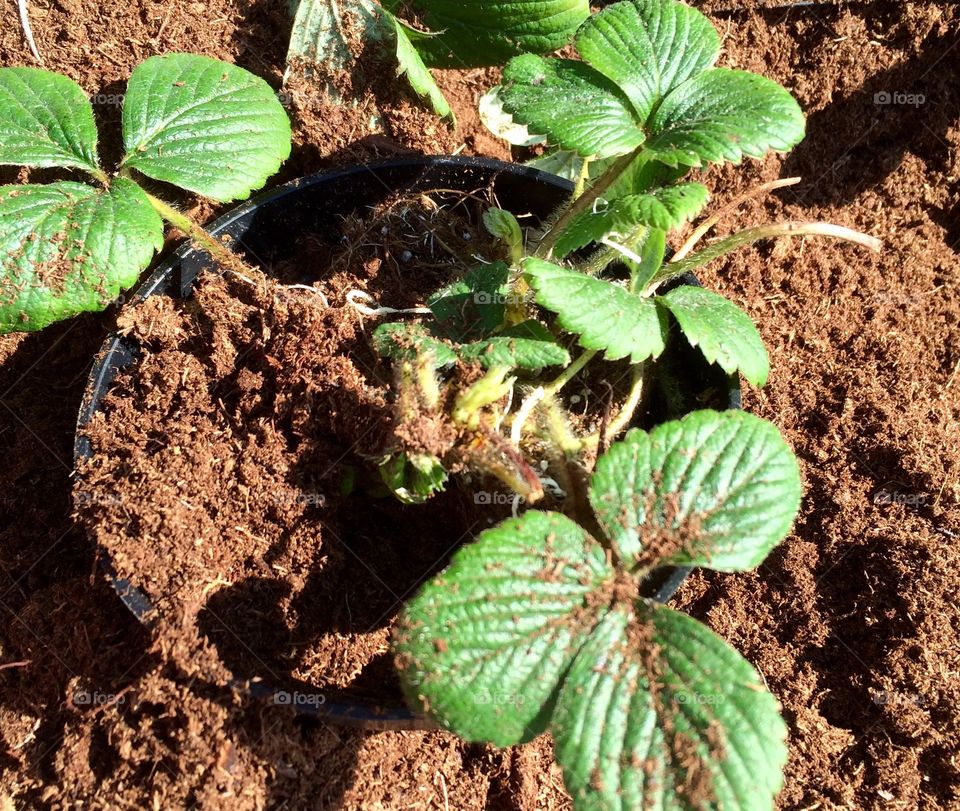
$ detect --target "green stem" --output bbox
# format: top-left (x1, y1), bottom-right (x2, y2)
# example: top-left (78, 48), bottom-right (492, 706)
top-left (647, 220), bottom-right (882, 291)
top-left (580, 244), bottom-right (618, 277)
top-left (541, 393), bottom-right (581, 457)
top-left (579, 224), bottom-right (652, 280)
top-left (543, 349), bottom-right (597, 396)
top-left (144, 191), bottom-right (235, 265)
top-left (85, 166), bottom-right (110, 186)
top-left (541, 439), bottom-right (576, 506)
top-left (452, 365), bottom-right (514, 428)
top-left (536, 145), bottom-right (646, 258)
top-left (572, 157), bottom-right (591, 198)
top-left (608, 364), bottom-right (645, 439)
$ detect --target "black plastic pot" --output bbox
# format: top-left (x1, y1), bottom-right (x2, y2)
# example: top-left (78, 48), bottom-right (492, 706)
top-left (74, 156), bottom-right (740, 730)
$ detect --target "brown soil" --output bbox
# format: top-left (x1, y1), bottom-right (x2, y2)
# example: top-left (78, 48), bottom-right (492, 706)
top-left (1, 1), bottom-right (959, 810)
top-left (75, 196), bottom-right (511, 692)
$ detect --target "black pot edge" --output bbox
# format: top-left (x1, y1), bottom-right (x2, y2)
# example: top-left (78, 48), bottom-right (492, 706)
top-left (73, 155), bottom-right (741, 731)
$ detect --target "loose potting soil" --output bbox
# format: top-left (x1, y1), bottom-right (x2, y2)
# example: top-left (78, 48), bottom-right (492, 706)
top-left (0, 1), bottom-right (958, 808)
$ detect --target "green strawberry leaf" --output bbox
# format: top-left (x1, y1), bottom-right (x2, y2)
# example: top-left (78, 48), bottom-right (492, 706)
top-left (657, 286), bottom-right (769, 387)
top-left (602, 150), bottom-right (689, 198)
top-left (646, 68), bottom-right (805, 168)
top-left (0, 179), bottom-right (164, 333)
top-left (575, 0), bottom-right (720, 122)
top-left (482, 207), bottom-right (523, 260)
top-left (627, 227), bottom-right (666, 292)
top-left (372, 321), bottom-right (458, 366)
top-left (549, 153), bottom-right (689, 260)
top-left (0, 67), bottom-right (101, 174)
top-left (379, 451), bottom-right (448, 504)
top-left (555, 182), bottom-right (708, 258)
top-left (479, 87), bottom-right (547, 148)
top-left (554, 204), bottom-right (628, 260)
top-left (428, 261), bottom-right (510, 340)
top-left (589, 409), bottom-right (801, 572)
top-left (495, 0), bottom-right (805, 172)
top-left (525, 150), bottom-right (585, 182)
top-left (386, 0), bottom-right (590, 68)
top-left (287, 0), bottom-right (385, 81)
top-left (460, 320), bottom-right (571, 371)
top-left (121, 54), bottom-right (292, 202)
top-left (523, 258), bottom-right (668, 363)
top-left (393, 510), bottom-right (614, 746)
top-left (388, 12), bottom-right (454, 122)
top-left (499, 55), bottom-right (644, 159)
top-left (553, 603), bottom-right (788, 811)
top-left (375, 319), bottom-right (568, 372)
top-left (618, 183), bottom-right (709, 231)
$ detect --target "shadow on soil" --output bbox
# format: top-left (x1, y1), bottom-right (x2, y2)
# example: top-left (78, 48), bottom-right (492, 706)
top-left (0, 317), bottom-right (154, 785)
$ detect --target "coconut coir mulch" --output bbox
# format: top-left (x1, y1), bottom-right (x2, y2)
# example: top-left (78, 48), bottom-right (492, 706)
top-left (1, 1), bottom-right (958, 808)
top-left (72, 194), bottom-right (523, 697)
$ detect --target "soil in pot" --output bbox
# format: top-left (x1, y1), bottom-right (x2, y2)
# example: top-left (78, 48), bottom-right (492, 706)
top-left (74, 185), bottom-right (729, 715)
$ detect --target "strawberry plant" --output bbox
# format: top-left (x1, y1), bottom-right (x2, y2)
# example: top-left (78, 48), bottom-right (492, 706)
top-left (375, 1), bottom-right (880, 807)
top-left (394, 410), bottom-right (802, 808)
top-left (0, 54), bottom-right (291, 333)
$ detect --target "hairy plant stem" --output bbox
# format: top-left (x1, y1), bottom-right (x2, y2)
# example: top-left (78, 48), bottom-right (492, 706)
top-left (540, 438), bottom-right (575, 505)
top-left (578, 221), bottom-right (652, 279)
top-left (648, 220), bottom-right (882, 290)
top-left (143, 191), bottom-right (238, 267)
top-left (572, 157), bottom-right (592, 198)
top-left (541, 392), bottom-right (582, 457)
top-left (536, 145), bottom-right (647, 258)
top-left (581, 244), bottom-right (618, 276)
top-left (86, 167), bottom-right (110, 186)
top-left (510, 386), bottom-right (545, 446)
top-left (531, 392), bottom-right (600, 531)
top-left (544, 349), bottom-right (597, 396)
top-left (452, 366), bottom-right (514, 429)
top-left (671, 176), bottom-right (801, 262)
